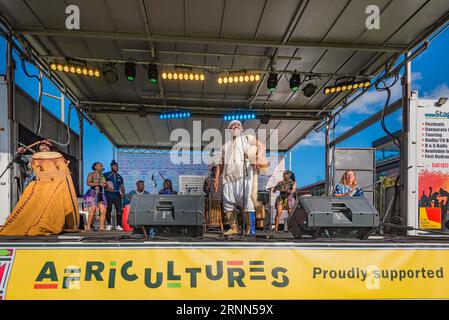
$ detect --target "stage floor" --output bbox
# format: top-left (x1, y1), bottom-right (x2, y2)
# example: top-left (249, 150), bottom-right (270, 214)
top-left (1, 229), bottom-right (449, 246)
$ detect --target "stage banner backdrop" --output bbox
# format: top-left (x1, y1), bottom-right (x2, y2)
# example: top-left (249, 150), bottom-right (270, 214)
top-left (408, 94), bottom-right (449, 233)
top-left (2, 246), bottom-right (449, 299)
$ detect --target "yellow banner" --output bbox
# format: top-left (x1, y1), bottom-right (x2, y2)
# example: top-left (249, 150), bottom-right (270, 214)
top-left (3, 247), bottom-right (449, 299)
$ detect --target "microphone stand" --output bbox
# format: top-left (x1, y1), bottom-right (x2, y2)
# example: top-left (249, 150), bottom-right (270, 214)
top-left (240, 134), bottom-right (247, 238)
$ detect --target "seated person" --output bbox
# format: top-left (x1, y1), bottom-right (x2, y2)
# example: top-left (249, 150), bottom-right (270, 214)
top-left (124, 180), bottom-right (149, 206)
top-left (334, 170), bottom-right (364, 197)
top-left (159, 179), bottom-right (178, 195)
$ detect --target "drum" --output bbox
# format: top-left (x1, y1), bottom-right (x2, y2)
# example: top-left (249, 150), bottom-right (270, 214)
top-left (205, 198), bottom-right (223, 230)
top-left (255, 201), bottom-right (266, 229)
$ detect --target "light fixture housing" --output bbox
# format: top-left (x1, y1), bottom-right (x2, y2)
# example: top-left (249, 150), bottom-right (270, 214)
top-left (260, 114), bottom-right (270, 124)
top-left (436, 97), bottom-right (448, 107)
top-left (290, 73), bottom-right (301, 92)
top-left (137, 106), bottom-right (147, 118)
top-left (147, 64), bottom-right (158, 84)
top-left (267, 73), bottom-right (277, 93)
top-left (302, 83), bottom-right (317, 97)
top-left (125, 62), bottom-right (136, 81)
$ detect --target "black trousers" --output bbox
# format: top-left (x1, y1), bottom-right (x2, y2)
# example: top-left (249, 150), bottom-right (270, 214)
top-left (106, 197), bottom-right (123, 227)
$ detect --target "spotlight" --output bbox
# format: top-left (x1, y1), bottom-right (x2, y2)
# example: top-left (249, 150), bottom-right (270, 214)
top-left (436, 97), bottom-right (448, 107)
top-left (323, 79), bottom-right (371, 94)
top-left (260, 114), bottom-right (270, 124)
top-left (223, 112), bottom-right (256, 121)
top-left (290, 73), bottom-right (301, 92)
top-left (103, 65), bottom-right (118, 84)
top-left (302, 83), bottom-right (317, 97)
top-left (160, 111), bottom-right (191, 120)
top-left (125, 61), bottom-right (136, 81)
top-left (137, 106), bottom-right (147, 118)
top-left (147, 64), bottom-right (158, 84)
top-left (267, 73), bottom-right (277, 93)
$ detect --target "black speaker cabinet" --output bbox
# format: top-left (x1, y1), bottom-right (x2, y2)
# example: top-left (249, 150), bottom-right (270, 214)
top-left (129, 194), bottom-right (204, 237)
top-left (288, 196), bottom-right (379, 239)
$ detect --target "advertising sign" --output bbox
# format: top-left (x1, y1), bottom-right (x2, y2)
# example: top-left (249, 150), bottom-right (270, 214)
top-left (1, 246), bottom-right (449, 300)
top-left (408, 93), bottom-right (449, 233)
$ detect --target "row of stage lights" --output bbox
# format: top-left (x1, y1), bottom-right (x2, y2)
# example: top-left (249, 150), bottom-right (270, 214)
top-left (218, 74), bottom-right (260, 84)
top-left (161, 72), bottom-right (205, 81)
top-left (50, 63), bottom-right (101, 77)
top-left (223, 112), bottom-right (256, 121)
top-left (159, 112), bottom-right (192, 120)
top-left (157, 112), bottom-right (255, 121)
top-left (323, 80), bottom-right (371, 94)
top-left (50, 61), bottom-right (371, 97)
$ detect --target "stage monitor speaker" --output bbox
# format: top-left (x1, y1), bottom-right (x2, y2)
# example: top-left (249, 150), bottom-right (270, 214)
top-left (128, 194), bottom-right (204, 237)
top-left (288, 196), bottom-right (379, 239)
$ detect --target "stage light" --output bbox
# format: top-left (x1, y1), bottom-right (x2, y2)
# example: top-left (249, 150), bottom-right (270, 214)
top-left (163, 72), bottom-right (204, 81)
top-left (103, 65), bottom-right (118, 83)
top-left (260, 114), bottom-right (270, 124)
top-left (302, 83), bottom-right (317, 97)
top-left (51, 62), bottom-right (101, 78)
top-left (137, 106), bottom-right (147, 118)
top-left (267, 73), bottom-right (277, 93)
top-left (219, 74), bottom-right (259, 85)
top-left (290, 73), bottom-right (300, 92)
top-left (160, 111), bottom-right (191, 120)
top-left (147, 64), bottom-right (158, 84)
top-left (223, 112), bottom-right (256, 121)
top-left (125, 61), bottom-right (136, 81)
top-left (436, 97), bottom-right (448, 107)
top-left (324, 79), bottom-right (371, 94)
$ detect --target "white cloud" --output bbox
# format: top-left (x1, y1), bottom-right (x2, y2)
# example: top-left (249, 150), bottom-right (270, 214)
top-left (344, 80), bottom-right (402, 115)
top-left (298, 130), bottom-right (324, 147)
top-left (422, 83), bottom-right (449, 100)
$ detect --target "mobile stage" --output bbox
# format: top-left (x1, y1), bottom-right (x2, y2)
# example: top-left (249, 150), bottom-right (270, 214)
top-left (1, 0), bottom-right (449, 300)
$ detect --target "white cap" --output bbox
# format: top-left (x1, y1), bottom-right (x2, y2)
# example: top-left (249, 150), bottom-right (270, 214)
top-left (227, 120), bottom-right (243, 129)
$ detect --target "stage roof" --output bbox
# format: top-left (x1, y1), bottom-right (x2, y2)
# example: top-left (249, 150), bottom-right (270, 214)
top-left (1, 0), bottom-right (449, 151)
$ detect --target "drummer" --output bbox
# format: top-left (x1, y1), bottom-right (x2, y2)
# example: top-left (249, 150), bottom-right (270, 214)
top-left (15, 140), bottom-right (54, 189)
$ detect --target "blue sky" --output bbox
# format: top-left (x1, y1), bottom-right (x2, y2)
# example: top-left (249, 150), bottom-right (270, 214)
top-left (1, 28), bottom-right (448, 189)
